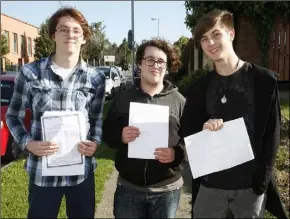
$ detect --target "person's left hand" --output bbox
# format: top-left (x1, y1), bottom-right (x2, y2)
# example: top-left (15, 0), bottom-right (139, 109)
top-left (154, 147), bottom-right (175, 163)
top-left (78, 140), bottom-right (99, 157)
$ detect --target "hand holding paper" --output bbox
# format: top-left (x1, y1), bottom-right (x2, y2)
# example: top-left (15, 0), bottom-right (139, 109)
top-left (154, 147), bottom-right (175, 163)
top-left (203, 119), bottom-right (224, 131)
top-left (122, 126), bottom-right (140, 144)
top-left (78, 140), bottom-right (99, 157)
top-left (26, 141), bottom-right (59, 156)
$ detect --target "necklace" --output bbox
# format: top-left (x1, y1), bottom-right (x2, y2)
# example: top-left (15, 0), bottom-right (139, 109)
top-left (221, 59), bottom-right (240, 104)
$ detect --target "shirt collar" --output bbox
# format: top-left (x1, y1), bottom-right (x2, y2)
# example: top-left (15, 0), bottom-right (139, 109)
top-left (45, 53), bottom-right (88, 75)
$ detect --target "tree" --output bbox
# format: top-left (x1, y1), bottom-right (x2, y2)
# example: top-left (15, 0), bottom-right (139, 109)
top-left (174, 36), bottom-right (189, 53)
top-left (184, 1), bottom-right (290, 66)
top-left (185, 1), bottom-right (289, 31)
top-left (82, 22), bottom-right (110, 62)
top-left (0, 33), bottom-right (9, 57)
top-left (173, 36), bottom-right (189, 66)
top-left (116, 38), bottom-right (131, 66)
top-left (34, 19), bottom-right (55, 60)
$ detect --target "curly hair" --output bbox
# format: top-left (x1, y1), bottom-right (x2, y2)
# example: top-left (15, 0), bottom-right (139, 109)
top-left (48, 7), bottom-right (91, 40)
top-left (136, 39), bottom-right (182, 72)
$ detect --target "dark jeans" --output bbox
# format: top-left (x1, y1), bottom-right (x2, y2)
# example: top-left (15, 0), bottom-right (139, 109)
top-left (113, 184), bottom-right (181, 218)
top-left (193, 185), bottom-right (266, 218)
top-left (27, 174), bottom-right (95, 218)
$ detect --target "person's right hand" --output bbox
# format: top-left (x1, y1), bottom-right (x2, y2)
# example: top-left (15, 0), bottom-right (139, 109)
top-left (26, 141), bottom-right (59, 156)
top-left (203, 119), bottom-right (224, 131)
top-left (122, 126), bottom-right (140, 144)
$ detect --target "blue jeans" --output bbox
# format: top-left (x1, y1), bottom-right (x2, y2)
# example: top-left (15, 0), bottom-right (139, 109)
top-left (27, 173), bottom-right (95, 218)
top-left (113, 184), bottom-right (181, 218)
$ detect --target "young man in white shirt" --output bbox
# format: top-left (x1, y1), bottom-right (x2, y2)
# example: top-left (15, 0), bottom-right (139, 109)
top-left (6, 7), bottom-right (106, 218)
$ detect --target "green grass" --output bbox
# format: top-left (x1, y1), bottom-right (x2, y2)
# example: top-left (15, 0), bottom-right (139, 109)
top-left (1, 101), bottom-right (116, 218)
top-left (280, 98), bottom-right (289, 120)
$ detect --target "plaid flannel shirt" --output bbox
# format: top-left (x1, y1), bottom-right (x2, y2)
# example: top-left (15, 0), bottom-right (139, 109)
top-left (5, 55), bottom-right (106, 187)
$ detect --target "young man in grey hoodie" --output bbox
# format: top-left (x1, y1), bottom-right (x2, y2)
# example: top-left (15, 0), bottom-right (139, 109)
top-left (102, 39), bottom-right (186, 218)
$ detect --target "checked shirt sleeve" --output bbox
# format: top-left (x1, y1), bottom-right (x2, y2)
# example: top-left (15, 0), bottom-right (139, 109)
top-left (5, 68), bottom-right (33, 150)
top-left (87, 71), bottom-right (106, 145)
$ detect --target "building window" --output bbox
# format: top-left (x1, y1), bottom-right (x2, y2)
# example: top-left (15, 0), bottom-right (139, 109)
top-left (27, 37), bottom-right (32, 56)
top-left (13, 33), bottom-right (18, 53)
top-left (3, 30), bottom-right (9, 47)
top-left (21, 35), bottom-right (26, 56)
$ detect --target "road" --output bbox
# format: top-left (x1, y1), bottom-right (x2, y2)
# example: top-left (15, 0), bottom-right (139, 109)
top-left (122, 70), bottom-right (132, 78)
top-left (122, 70), bottom-right (135, 88)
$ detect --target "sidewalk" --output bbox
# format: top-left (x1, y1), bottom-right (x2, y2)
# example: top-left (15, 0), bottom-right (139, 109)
top-left (94, 162), bottom-right (192, 218)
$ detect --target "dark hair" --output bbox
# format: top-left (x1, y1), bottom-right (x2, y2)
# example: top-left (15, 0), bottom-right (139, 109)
top-left (136, 38), bottom-right (182, 72)
top-left (48, 7), bottom-right (91, 40)
top-left (194, 9), bottom-right (234, 48)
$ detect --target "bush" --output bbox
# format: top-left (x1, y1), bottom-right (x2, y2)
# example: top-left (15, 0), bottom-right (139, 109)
top-left (178, 68), bottom-right (209, 96)
top-left (167, 66), bottom-right (186, 84)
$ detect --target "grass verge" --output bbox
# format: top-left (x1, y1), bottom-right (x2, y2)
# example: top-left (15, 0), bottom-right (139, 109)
top-left (280, 98), bottom-right (289, 120)
top-left (1, 101), bottom-right (115, 218)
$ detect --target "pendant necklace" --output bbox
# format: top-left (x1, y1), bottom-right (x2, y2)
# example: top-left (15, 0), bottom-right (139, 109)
top-left (221, 59), bottom-right (240, 104)
top-left (221, 94), bottom-right (227, 104)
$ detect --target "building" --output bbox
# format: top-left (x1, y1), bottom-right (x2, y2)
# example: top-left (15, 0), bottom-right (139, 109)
top-left (1, 13), bottom-right (39, 71)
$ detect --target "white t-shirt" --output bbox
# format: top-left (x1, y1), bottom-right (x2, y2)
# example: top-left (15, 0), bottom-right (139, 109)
top-left (51, 62), bottom-right (78, 88)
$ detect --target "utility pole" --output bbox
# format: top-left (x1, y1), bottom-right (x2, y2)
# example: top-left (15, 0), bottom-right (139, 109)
top-left (131, 0), bottom-right (135, 84)
top-left (58, 1), bottom-right (63, 7)
top-left (124, 45), bottom-right (126, 64)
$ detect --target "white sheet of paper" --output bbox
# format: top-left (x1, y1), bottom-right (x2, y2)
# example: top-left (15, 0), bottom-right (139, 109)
top-left (41, 111), bottom-right (86, 176)
top-left (184, 117), bottom-right (254, 179)
top-left (128, 102), bottom-right (169, 159)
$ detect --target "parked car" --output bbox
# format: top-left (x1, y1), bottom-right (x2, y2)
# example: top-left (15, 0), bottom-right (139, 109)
top-left (1, 75), bottom-right (31, 162)
top-left (112, 66), bottom-right (127, 91)
top-left (96, 66), bottom-right (121, 98)
top-left (1, 70), bottom-right (19, 75)
top-left (122, 64), bottom-right (129, 71)
top-left (114, 66), bottom-right (122, 72)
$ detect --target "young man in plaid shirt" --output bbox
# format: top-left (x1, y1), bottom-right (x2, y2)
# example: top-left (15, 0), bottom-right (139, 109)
top-left (6, 7), bottom-right (105, 218)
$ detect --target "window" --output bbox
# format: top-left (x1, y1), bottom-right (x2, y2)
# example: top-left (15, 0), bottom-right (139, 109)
top-left (3, 30), bottom-right (9, 47)
top-left (97, 67), bottom-right (110, 78)
top-left (28, 37), bottom-right (32, 56)
top-left (31, 39), bottom-right (34, 55)
top-left (112, 70), bottom-right (118, 79)
top-left (13, 33), bottom-right (18, 53)
top-left (21, 35), bottom-right (26, 56)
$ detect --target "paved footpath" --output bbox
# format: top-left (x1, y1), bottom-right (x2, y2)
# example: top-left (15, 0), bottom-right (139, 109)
top-left (95, 162), bottom-right (192, 218)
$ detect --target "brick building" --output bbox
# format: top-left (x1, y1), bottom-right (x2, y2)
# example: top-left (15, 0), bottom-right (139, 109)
top-left (1, 13), bottom-right (39, 70)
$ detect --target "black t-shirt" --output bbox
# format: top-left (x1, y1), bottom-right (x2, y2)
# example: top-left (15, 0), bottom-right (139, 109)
top-left (201, 62), bottom-right (257, 190)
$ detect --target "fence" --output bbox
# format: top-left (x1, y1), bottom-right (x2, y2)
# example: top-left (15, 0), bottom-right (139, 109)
top-left (268, 16), bottom-right (290, 81)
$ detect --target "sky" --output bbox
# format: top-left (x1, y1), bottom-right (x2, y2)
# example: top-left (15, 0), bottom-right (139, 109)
top-left (1, 1), bottom-right (193, 46)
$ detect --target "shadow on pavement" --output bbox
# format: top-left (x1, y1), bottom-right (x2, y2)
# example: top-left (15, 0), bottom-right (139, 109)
top-left (181, 162), bottom-right (192, 194)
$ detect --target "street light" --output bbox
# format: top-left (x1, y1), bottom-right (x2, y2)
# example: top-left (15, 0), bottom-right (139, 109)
top-left (151, 18), bottom-right (159, 37)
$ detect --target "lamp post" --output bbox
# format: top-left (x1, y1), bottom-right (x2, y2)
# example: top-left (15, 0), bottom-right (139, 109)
top-left (151, 17), bottom-right (159, 37)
